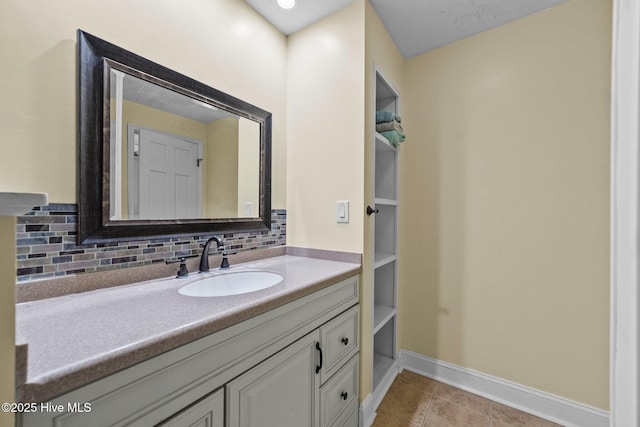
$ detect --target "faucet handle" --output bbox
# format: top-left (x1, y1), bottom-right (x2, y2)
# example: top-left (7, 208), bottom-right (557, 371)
top-left (165, 254), bottom-right (198, 278)
top-left (219, 248), bottom-right (238, 269)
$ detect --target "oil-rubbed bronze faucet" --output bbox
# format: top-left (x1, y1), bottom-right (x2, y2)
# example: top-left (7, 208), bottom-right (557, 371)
top-left (199, 236), bottom-right (226, 272)
top-left (165, 254), bottom-right (198, 278)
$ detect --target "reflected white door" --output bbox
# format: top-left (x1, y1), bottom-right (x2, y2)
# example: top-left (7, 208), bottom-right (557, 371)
top-left (139, 129), bottom-right (201, 219)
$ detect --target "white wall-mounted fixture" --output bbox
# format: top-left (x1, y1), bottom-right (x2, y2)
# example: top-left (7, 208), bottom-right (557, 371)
top-left (277, 0), bottom-right (295, 10)
top-left (0, 192), bottom-right (47, 216)
top-left (336, 200), bottom-right (349, 223)
top-left (132, 130), bottom-right (140, 157)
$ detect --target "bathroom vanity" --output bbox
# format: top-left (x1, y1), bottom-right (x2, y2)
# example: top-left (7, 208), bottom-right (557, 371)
top-left (14, 31), bottom-right (363, 426)
top-left (16, 253), bottom-right (360, 427)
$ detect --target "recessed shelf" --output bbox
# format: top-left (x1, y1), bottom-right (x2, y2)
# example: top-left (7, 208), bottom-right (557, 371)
top-left (373, 305), bottom-right (395, 334)
top-left (373, 353), bottom-right (395, 391)
top-left (375, 132), bottom-right (398, 152)
top-left (374, 204), bottom-right (396, 255)
top-left (374, 252), bottom-right (396, 268)
top-left (374, 137), bottom-right (398, 201)
top-left (374, 198), bottom-right (397, 206)
top-left (373, 315), bottom-right (396, 391)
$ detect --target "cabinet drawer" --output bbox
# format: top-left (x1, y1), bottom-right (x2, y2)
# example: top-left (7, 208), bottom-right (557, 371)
top-left (320, 306), bottom-right (359, 383)
top-left (335, 404), bottom-right (358, 427)
top-left (320, 355), bottom-right (359, 427)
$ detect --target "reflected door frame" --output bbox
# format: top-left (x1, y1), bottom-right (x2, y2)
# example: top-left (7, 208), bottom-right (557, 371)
top-left (127, 124), bottom-right (203, 219)
top-left (610, 0), bottom-right (640, 424)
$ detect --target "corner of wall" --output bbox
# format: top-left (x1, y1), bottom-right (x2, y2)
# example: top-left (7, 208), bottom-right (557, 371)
top-left (285, 0), bottom-right (366, 253)
top-left (0, 216), bottom-right (16, 426)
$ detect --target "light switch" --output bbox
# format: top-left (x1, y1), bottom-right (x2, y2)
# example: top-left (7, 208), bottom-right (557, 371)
top-left (336, 201), bottom-right (349, 223)
top-left (244, 202), bottom-right (253, 217)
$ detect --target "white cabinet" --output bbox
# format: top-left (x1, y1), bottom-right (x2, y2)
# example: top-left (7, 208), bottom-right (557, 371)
top-left (319, 307), bottom-right (360, 427)
top-left (319, 306), bottom-right (359, 383)
top-left (227, 306), bottom-right (360, 427)
top-left (370, 69), bottom-right (400, 393)
top-left (19, 276), bottom-right (360, 427)
top-left (227, 331), bottom-right (320, 427)
top-left (157, 389), bottom-right (224, 427)
top-left (319, 355), bottom-right (359, 427)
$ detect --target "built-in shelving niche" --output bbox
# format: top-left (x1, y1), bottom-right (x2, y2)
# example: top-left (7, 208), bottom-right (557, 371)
top-left (371, 69), bottom-right (400, 392)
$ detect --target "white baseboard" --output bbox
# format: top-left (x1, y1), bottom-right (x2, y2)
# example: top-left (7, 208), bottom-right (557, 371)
top-left (399, 350), bottom-right (609, 427)
top-left (359, 393), bottom-right (377, 427)
top-left (360, 358), bottom-right (401, 427)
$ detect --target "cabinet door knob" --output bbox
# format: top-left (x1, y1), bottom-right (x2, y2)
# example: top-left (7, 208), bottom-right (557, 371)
top-left (341, 392), bottom-right (348, 400)
top-left (341, 337), bottom-right (349, 345)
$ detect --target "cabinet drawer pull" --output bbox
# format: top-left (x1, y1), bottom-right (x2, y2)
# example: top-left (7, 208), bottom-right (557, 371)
top-left (315, 342), bottom-right (323, 374)
top-left (341, 391), bottom-right (348, 400)
top-left (341, 337), bottom-right (349, 345)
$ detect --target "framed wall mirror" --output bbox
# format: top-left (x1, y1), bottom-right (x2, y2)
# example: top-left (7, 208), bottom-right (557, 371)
top-left (77, 30), bottom-right (272, 244)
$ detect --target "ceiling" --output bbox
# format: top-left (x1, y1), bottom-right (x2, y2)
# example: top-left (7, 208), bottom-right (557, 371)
top-left (244, 0), bottom-right (353, 35)
top-left (244, 0), bottom-right (570, 58)
top-left (112, 72), bottom-right (233, 123)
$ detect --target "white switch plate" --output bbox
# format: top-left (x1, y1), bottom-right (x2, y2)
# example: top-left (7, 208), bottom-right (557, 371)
top-left (336, 200), bottom-right (349, 223)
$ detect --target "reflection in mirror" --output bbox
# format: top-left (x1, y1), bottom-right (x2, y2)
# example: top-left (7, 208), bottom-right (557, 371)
top-left (77, 30), bottom-right (272, 244)
top-left (108, 70), bottom-right (260, 220)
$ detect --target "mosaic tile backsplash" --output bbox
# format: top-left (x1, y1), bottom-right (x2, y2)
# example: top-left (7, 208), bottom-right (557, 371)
top-left (16, 204), bottom-right (286, 282)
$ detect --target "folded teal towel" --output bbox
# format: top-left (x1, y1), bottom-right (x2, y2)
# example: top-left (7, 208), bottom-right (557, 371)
top-left (380, 130), bottom-right (405, 147)
top-left (376, 120), bottom-right (403, 133)
top-left (376, 111), bottom-right (401, 124)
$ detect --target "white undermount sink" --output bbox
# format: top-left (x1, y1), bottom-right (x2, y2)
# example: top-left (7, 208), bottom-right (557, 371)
top-left (178, 271), bottom-right (283, 297)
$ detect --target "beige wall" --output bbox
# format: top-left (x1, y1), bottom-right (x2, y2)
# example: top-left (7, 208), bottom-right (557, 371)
top-left (0, 0), bottom-right (287, 210)
top-left (237, 119), bottom-right (261, 217)
top-left (205, 118), bottom-right (239, 217)
top-left (286, 0), bottom-right (366, 253)
top-left (0, 218), bottom-right (16, 426)
top-left (362, 0), bottom-right (405, 401)
top-left (0, 0), bottom-right (286, 413)
top-left (400, 0), bottom-right (611, 409)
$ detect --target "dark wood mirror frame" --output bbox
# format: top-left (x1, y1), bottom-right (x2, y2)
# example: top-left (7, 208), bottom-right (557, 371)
top-left (77, 30), bottom-right (272, 244)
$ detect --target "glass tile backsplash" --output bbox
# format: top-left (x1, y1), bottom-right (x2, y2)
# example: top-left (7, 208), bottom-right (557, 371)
top-left (16, 204), bottom-right (286, 282)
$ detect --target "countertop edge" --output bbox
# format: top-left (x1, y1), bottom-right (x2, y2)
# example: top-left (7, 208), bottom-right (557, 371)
top-left (0, 192), bottom-right (48, 216)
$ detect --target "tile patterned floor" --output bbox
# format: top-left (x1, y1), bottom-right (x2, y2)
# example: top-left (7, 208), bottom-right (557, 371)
top-left (372, 370), bottom-right (563, 427)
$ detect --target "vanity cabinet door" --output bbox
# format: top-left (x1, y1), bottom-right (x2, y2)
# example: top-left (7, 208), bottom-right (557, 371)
top-left (227, 331), bottom-right (320, 427)
top-left (156, 388), bottom-right (224, 427)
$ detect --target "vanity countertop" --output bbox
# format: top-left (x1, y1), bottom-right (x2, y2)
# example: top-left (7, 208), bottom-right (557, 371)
top-left (15, 252), bottom-right (361, 403)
